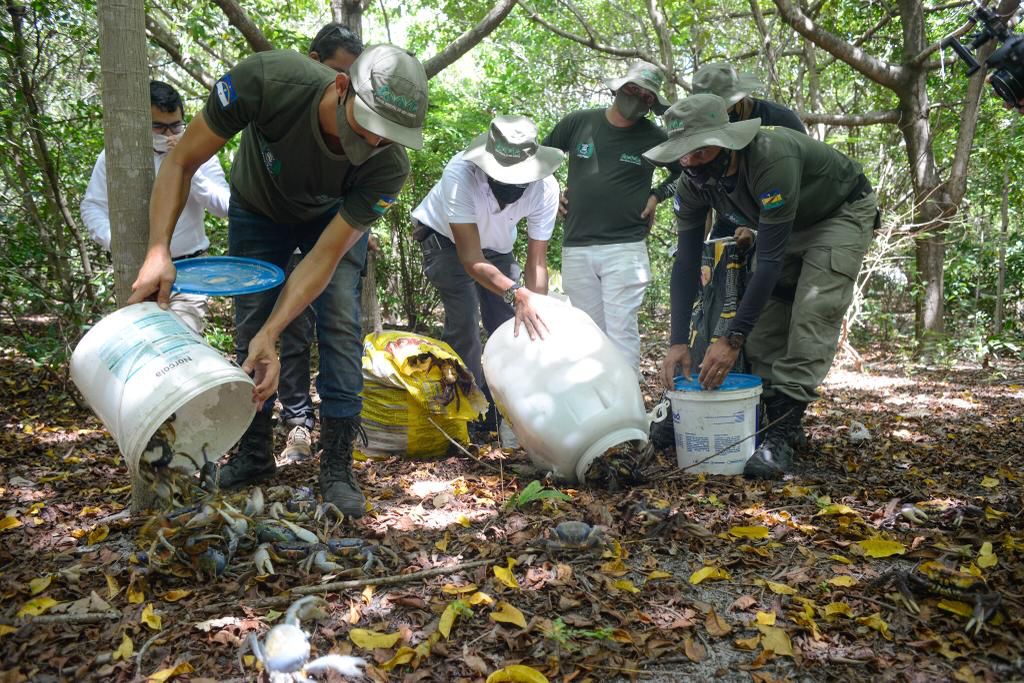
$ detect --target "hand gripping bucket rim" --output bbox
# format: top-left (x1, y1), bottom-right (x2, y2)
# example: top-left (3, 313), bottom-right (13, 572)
top-left (70, 303), bottom-right (256, 475)
top-left (666, 372), bottom-right (762, 475)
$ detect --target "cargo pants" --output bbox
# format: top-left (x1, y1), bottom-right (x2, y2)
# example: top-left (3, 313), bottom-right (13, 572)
top-left (745, 193), bottom-right (877, 404)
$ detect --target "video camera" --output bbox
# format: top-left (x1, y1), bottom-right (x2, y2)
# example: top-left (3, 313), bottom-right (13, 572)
top-left (942, 3), bottom-right (1024, 106)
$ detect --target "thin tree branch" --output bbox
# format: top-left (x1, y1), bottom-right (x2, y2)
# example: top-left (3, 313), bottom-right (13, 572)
top-left (798, 110), bottom-right (902, 126)
top-left (207, 0), bottom-right (274, 52)
top-left (145, 12), bottom-right (214, 90)
top-left (423, 0), bottom-right (518, 79)
top-left (519, 1), bottom-right (656, 61)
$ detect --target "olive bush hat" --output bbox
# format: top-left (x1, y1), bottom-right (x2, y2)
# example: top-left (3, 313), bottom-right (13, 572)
top-left (462, 115), bottom-right (565, 185)
top-left (690, 63), bottom-right (764, 106)
top-left (347, 44), bottom-right (428, 149)
top-left (603, 61), bottom-right (671, 114)
top-left (643, 94), bottom-right (761, 164)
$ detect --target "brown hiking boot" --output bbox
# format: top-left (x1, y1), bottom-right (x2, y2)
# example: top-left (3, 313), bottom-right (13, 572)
top-left (203, 412), bottom-right (276, 490)
top-left (319, 416), bottom-right (367, 518)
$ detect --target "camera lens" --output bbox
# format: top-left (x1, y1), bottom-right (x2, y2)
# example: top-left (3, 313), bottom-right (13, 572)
top-left (991, 68), bottom-right (1024, 104)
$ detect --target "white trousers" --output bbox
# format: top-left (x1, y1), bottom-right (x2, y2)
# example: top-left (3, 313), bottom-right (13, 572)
top-left (169, 292), bottom-right (209, 335)
top-left (561, 241), bottom-right (652, 371)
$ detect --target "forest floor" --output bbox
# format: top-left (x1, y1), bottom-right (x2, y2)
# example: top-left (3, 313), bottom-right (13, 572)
top-left (1, 317), bottom-right (1024, 683)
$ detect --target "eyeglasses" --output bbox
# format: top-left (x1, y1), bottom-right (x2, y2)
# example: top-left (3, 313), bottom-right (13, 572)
top-left (152, 121), bottom-right (185, 135)
top-left (621, 83), bottom-right (656, 106)
top-left (680, 146), bottom-right (720, 166)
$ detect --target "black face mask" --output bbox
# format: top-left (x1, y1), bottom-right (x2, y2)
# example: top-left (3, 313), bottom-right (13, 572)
top-left (488, 177), bottom-right (528, 208)
top-left (683, 149), bottom-right (732, 190)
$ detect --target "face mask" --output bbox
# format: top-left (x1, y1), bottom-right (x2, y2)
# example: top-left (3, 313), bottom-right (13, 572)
top-left (488, 177), bottom-right (528, 208)
top-left (336, 94), bottom-right (390, 165)
top-left (152, 133), bottom-right (171, 154)
top-left (613, 91), bottom-right (650, 121)
top-left (683, 149), bottom-right (732, 190)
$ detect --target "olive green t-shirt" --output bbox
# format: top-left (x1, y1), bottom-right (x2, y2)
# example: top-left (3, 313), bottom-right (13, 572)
top-left (202, 50), bottom-right (410, 229)
top-left (674, 127), bottom-right (862, 231)
top-left (542, 109), bottom-right (680, 247)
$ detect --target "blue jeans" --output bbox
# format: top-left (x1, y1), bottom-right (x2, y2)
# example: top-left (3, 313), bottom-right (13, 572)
top-left (278, 251), bottom-right (316, 429)
top-left (229, 200), bottom-right (368, 420)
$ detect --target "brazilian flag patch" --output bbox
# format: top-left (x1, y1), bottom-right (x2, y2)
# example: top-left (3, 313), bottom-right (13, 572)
top-left (759, 190), bottom-right (785, 209)
top-left (373, 196), bottom-right (396, 215)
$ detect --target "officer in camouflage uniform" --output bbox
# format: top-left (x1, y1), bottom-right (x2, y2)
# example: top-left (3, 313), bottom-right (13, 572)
top-left (646, 95), bottom-right (877, 479)
top-left (129, 45), bottom-right (428, 516)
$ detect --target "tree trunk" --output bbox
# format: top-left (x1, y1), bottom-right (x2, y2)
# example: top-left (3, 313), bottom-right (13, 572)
top-left (98, 0), bottom-right (157, 513)
top-left (994, 166), bottom-right (1009, 333)
top-left (339, 0), bottom-right (367, 37)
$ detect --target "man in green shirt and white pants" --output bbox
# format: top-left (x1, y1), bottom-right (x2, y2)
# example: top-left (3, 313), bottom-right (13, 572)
top-left (646, 95), bottom-right (877, 480)
top-left (128, 45), bottom-right (428, 517)
top-left (543, 62), bottom-right (681, 374)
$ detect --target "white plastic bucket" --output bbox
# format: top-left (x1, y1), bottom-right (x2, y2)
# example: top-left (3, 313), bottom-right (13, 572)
top-left (70, 302), bottom-right (256, 475)
top-left (481, 295), bottom-right (649, 483)
top-left (667, 373), bottom-right (762, 475)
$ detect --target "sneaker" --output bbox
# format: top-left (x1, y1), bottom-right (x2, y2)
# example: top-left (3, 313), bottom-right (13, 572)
top-left (319, 416), bottom-right (367, 518)
top-left (279, 424), bottom-right (313, 465)
top-left (206, 412), bottom-right (276, 490)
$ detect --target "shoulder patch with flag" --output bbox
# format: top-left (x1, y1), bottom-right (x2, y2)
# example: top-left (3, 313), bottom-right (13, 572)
top-left (373, 196), bottom-right (397, 215)
top-left (759, 190), bottom-right (785, 209)
top-left (215, 75), bottom-right (237, 108)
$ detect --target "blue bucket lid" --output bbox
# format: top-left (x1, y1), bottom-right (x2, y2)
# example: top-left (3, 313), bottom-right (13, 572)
top-left (674, 372), bottom-right (762, 392)
top-left (171, 256), bottom-right (285, 296)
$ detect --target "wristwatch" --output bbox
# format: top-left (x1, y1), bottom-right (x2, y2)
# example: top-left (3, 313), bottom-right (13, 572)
top-left (503, 283), bottom-right (523, 306)
top-left (726, 331), bottom-right (746, 350)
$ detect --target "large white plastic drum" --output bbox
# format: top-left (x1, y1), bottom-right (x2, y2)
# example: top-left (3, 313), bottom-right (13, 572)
top-left (70, 302), bottom-right (256, 475)
top-left (667, 373), bottom-right (762, 475)
top-left (482, 295), bottom-right (648, 483)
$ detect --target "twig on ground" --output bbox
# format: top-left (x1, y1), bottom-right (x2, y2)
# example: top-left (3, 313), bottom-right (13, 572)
top-left (136, 631), bottom-right (164, 678)
top-left (240, 558), bottom-right (495, 609)
top-left (427, 417), bottom-right (511, 479)
top-left (2, 611), bottom-right (121, 626)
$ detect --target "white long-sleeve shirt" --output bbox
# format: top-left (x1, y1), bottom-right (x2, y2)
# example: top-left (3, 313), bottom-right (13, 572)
top-left (80, 150), bottom-right (230, 258)
top-left (410, 153), bottom-right (559, 254)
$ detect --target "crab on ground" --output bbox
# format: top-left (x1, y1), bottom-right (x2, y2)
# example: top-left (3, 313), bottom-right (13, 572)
top-left (874, 561), bottom-right (1002, 636)
top-left (253, 538), bottom-right (395, 576)
top-left (543, 521), bottom-right (607, 555)
top-left (240, 596), bottom-right (365, 682)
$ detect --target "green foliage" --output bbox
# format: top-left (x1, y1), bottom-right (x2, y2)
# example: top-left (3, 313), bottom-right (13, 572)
top-left (544, 616), bottom-right (614, 649)
top-left (505, 479), bottom-right (571, 509)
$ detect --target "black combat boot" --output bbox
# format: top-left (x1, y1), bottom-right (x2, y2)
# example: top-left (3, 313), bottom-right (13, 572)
top-left (319, 415), bottom-right (367, 518)
top-left (744, 395), bottom-right (807, 480)
top-left (206, 412), bottom-right (276, 489)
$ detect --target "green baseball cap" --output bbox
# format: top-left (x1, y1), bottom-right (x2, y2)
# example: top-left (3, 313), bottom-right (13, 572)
top-left (603, 61), bottom-right (671, 114)
top-left (690, 63), bottom-right (764, 106)
top-left (642, 94), bottom-right (761, 164)
top-left (462, 115), bottom-right (564, 185)
top-left (347, 44), bottom-right (428, 149)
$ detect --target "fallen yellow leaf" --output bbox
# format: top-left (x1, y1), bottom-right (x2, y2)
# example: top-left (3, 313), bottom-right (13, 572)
top-left (645, 570), bottom-right (672, 582)
top-left (822, 602), bottom-right (854, 619)
top-left (439, 600), bottom-right (469, 639)
top-left (105, 574), bottom-right (120, 599)
top-left (937, 599), bottom-right (974, 618)
top-left (827, 575), bottom-right (857, 587)
top-left (467, 591), bottom-right (495, 606)
top-left (79, 506), bottom-right (103, 517)
top-left (612, 579), bottom-right (641, 593)
top-left (728, 526), bottom-right (770, 539)
top-left (0, 625), bottom-right (16, 638)
top-left (160, 589), bottom-right (190, 602)
top-left (494, 563), bottom-right (520, 590)
top-left (980, 476), bottom-right (1000, 488)
top-left (977, 542), bottom-right (998, 569)
top-left (816, 504), bottom-right (857, 516)
top-left (490, 601), bottom-right (528, 629)
top-left (486, 664), bottom-right (550, 683)
top-left (435, 531), bottom-right (450, 552)
top-left (349, 628), bottom-right (402, 649)
top-left (857, 612), bottom-right (893, 640)
top-left (689, 566), bottom-right (731, 585)
top-left (146, 661), bottom-right (194, 682)
top-left (734, 635), bottom-right (760, 650)
top-left (765, 581), bottom-right (797, 595)
top-left (858, 537), bottom-right (906, 558)
top-left (755, 611), bottom-right (776, 626)
top-left (830, 554), bottom-right (852, 565)
top-left (141, 603), bottom-right (162, 631)
top-left (456, 514), bottom-right (472, 527)
top-left (757, 625), bottom-right (794, 656)
top-left (441, 583), bottom-right (479, 595)
top-left (87, 525), bottom-right (109, 545)
top-left (29, 575), bottom-right (52, 596)
top-left (127, 575), bottom-right (145, 604)
top-left (0, 516), bottom-right (23, 532)
top-left (112, 633), bottom-right (134, 661)
top-left (17, 596), bottom-right (58, 617)
top-left (379, 646), bottom-right (415, 671)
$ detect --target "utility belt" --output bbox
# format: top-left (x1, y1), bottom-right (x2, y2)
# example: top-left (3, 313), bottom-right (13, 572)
top-left (173, 248), bottom-right (208, 260)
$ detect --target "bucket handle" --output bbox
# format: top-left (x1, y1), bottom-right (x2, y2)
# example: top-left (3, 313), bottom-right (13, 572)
top-left (646, 399), bottom-right (670, 428)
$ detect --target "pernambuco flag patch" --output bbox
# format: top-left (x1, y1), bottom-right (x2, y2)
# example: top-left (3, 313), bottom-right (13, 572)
top-left (759, 190), bottom-right (784, 209)
top-left (373, 196), bottom-right (397, 215)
